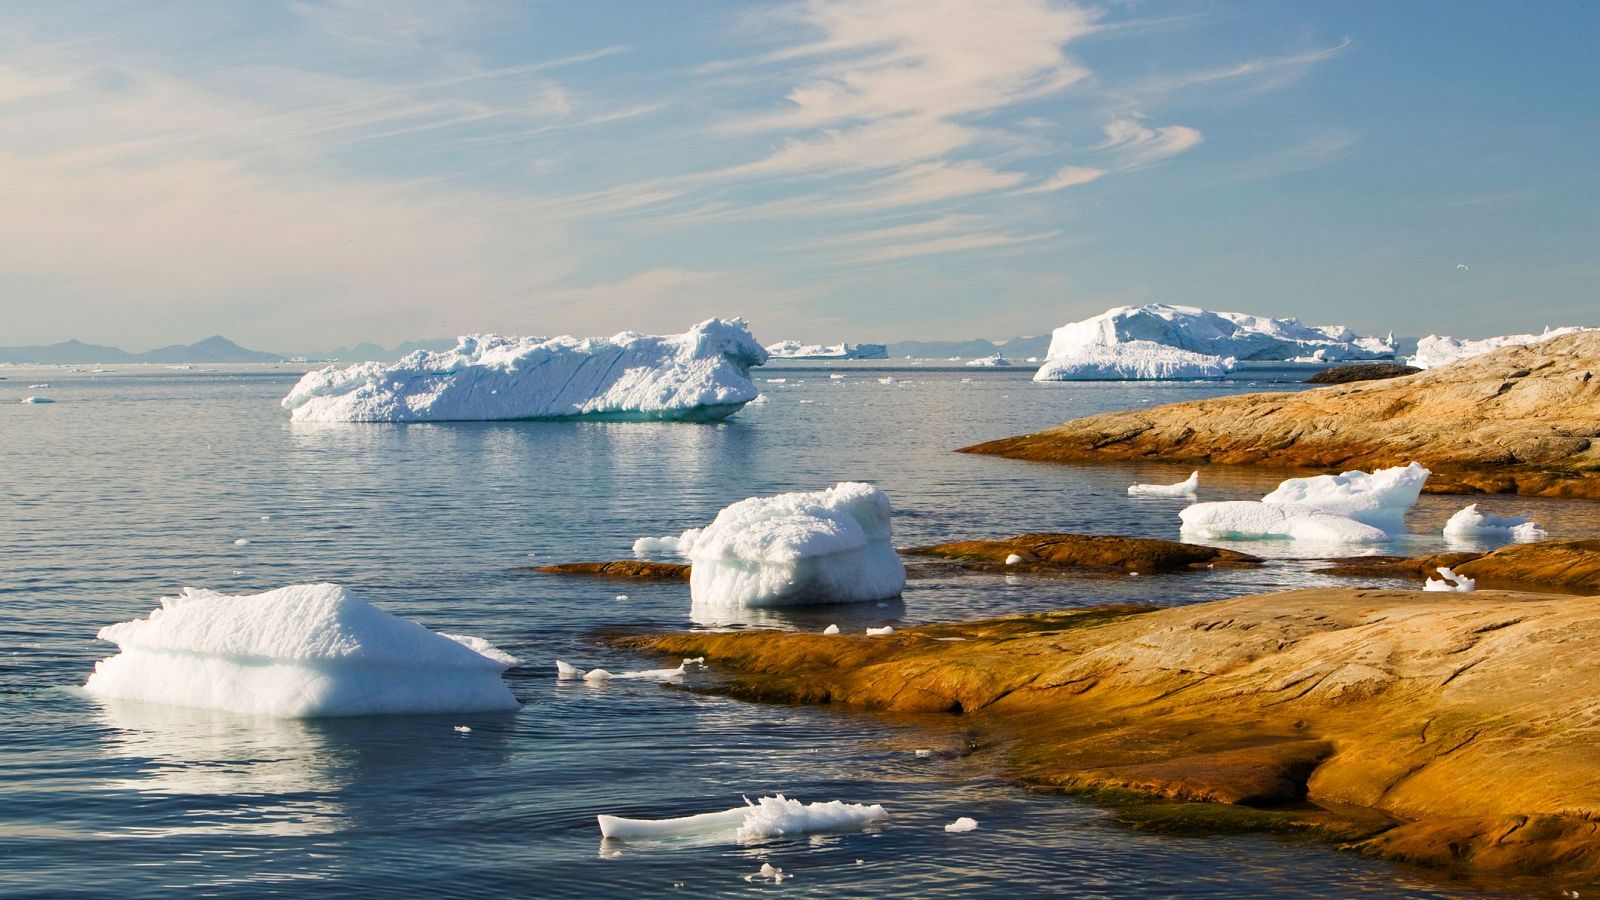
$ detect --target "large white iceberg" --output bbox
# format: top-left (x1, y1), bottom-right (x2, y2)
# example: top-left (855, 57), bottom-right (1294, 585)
top-left (662, 482), bottom-right (906, 608)
top-left (1034, 304), bottom-right (1393, 382)
top-left (83, 584), bottom-right (521, 717)
top-left (281, 318), bottom-right (768, 422)
top-left (764, 340), bottom-right (887, 360)
top-left (598, 794), bottom-right (888, 843)
top-left (1406, 326), bottom-right (1596, 370)
top-left (1179, 463), bottom-right (1428, 544)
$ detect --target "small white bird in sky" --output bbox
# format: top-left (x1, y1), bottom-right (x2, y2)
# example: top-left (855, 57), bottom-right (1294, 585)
top-left (1456, 263), bottom-right (1469, 271)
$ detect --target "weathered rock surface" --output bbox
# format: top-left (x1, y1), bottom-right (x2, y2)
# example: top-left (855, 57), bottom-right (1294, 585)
top-left (521, 560), bottom-right (691, 580)
top-left (623, 587), bottom-right (1600, 877)
top-left (961, 331), bottom-right (1600, 498)
top-left (1320, 539), bottom-right (1600, 594)
top-left (1303, 363), bottom-right (1420, 385)
top-left (901, 533), bottom-right (1260, 574)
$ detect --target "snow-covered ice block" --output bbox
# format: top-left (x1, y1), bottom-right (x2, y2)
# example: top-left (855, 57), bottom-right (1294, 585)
top-left (1443, 504), bottom-right (1547, 541)
top-left (1128, 471), bottom-right (1199, 497)
top-left (822, 624), bottom-right (840, 634)
top-left (945, 817), bottom-right (979, 833)
top-left (1179, 501), bottom-right (1389, 544)
top-left (1259, 463), bottom-right (1429, 532)
top-left (281, 318), bottom-right (768, 423)
top-left (673, 482), bottom-right (907, 608)
top-left (1424, 566), bottom-right (1476, 592)
top-left (865, 625), bottom-right (895, 636)
top-left (83, 584), bottom-right (520, 717)
top-left (597, 794), bottom-right (887, 843)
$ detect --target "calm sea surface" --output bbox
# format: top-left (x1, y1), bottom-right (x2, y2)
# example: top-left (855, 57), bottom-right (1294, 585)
top-left (4, 363), bottom-right (1597, 898)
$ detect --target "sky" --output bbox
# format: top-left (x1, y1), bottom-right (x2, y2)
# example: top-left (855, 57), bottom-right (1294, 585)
top-left (0, 0), bottom-right (1594, 352)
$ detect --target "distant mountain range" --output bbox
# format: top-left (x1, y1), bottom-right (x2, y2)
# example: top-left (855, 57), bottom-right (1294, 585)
top-left (0, 335), bottom-right (283, 364)
top-left (886, 335), bottom-right (1052, 359)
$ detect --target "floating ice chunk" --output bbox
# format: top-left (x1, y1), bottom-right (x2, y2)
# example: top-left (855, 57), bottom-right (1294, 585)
top-left (829, 373), bottom-right (846, 380)
top-left (259, 515), bottom-right (272, 521)
top-left (614, 594), bottom-right (630, 601)
top-left (965, 355), bottom-right (1011, 367)
top-left (673, 482), bottom-right (907, 608)
top-left (20, 396), bottom-right (55, 404)
top-left (580, 658), bottom-right (702, 683)
top-left (865, 626), bottom-right (895, 636)
top-left (280, 318), bottom-right (768, 423)
top-left (1424, 566), bottom-right (1476, 592)
top-left (82, 584), bottom-right (520, 717)
top-left (453, 725), bottom-right (472, 733)
top-left (1004, 554), bottom-right (1024, 565)
top-left (877, 376), bottom-right (896, 384)
top-left (1259, 463), bottom-right (1429, 532)
top-left (631, 535), bottom-right (682, 558)
top-left (1443, 504), bottom-right (1547, 541)
top-left (555, 659), bottom-right (583, 680)
top-left (598, 794), bottom-right (887, 843)
top-left (914, 749), bottom-right (934, 758)
top-left (1180, 502), bottom-right (1388, 544)
top-left (233, 538), bottom-right (250, 545)
top-left (944, 817), bottom-right (978, 833)
top-left (746, 394), bottom-right (768, 406)
top-left (745, 862), bottom-right (788, 884)
top-left (27, 383), bottom-right (48, 388)
top-left (822, 624), bottom-right (840, 634)
top-left (1128, 471), bottom-right (1199, 497)
top-left (765, 378), bottom-right (787, 384)
top-left (1035, 341), bottom-right (1236, 381)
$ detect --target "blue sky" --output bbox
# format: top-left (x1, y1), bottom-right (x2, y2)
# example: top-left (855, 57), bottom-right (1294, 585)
top-left (0, 0), bottom-right (1594, 350)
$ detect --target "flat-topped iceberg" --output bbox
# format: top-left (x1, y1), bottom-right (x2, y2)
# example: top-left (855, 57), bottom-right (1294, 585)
top-left (658, 482), bottom-right (906, 608)
top-left (282, 318), bottom-right (767, 422)
top-left (764, 340), bottom-right (887, 360)
top-left (1034, 304), bottom-right (1393, 382)
top-left (965, 355), bottom-right (1012, 367)
top-left (1406, 326), bottom-right (1596, 370)
top-left (84, 584), bottom-right (521, 717)
top-left (1443, 504), bottom-right (1547, 541)
top-left (1180, 463), bottom-right (1428, 544)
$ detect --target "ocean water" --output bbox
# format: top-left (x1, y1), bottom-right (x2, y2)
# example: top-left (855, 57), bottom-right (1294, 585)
top-left (4, 363), bottom-right (1597, 899)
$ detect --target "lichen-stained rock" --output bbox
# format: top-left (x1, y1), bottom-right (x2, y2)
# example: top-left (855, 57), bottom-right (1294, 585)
top-left (521, 561), bottom-right (691, 580)
top-left (1319, 539), bottom-right (1600, 594)
top-left (901, 533), bottom-right (1260, 574)
top-left (620, 587), bottom-right (1600, 877)
top-left (961, 331), bottom-right (1600, 498)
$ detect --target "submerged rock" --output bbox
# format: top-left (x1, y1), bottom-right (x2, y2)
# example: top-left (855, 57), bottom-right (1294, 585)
top-left (901, 533), bottom-right (1260, 574)
top-left (524, 561), bottom-right (692, 580)
top-left (962, 331), bottom-right (1600, 498)
top-left (619, 586), bottom-right (1600, 877)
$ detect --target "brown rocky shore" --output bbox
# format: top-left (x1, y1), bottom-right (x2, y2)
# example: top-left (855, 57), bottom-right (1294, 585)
top-left (620, 585), bottom-right (1600, 881)
top-left (961, 331), bottom-right (1600, 498)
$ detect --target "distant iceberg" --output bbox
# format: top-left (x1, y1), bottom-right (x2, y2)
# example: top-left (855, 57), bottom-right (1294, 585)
top-left (1033, 304), bottom-right (1393, 381)
top-left (657, 482), bottom-right (907, 609)
top-left (83, 584), bottom-right (521, 717)
top-left (764, 340), bottom-right (888, 360)
top-left (1406, 326), bottom-right (1595, 370)
top-left (964, 355), bottom-right (1012, 367)
top-left (281, 318), bottom-right (768, 422)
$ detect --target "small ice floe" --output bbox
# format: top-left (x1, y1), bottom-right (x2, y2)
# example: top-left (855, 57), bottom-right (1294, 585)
top-left (453, 725), bottom-right (472, 734)
top-left (865, 626), bottom-right (894, 636)
top-left (632, 535), bottom-right (681, 557)
top-left (766, 378), bottom-right (788, 384)
top-left (747, 394), bottom-right (768, 406)
top-left (574, 658), bottom-right (705, 683)
top-left (1004, 553), bottom-right (1024, 566)
top-left (959, 377), bottom-right (973, 383)
top-left (556, 660), bottom-right (584, 680)
top-left (615, 594), bottom-right (630, 601)
top-left (597, 794), bottom-right (888, 843)
top-left (1424, 566), bottom-right (1476, 593)
top-left (1180, 463), bottom-right (1428, 544)
top-left (27, 383), bottom-right (48, 388)
top-left (877, 376), bottom-right (896, 385)
top-left (1127, 471), bottom-right (1199, 497)
top-left (914, 749), bottom-right (934, 758)
top-left (944, 817), bottom-right (978, 833)
top-left (744, 863), bottom-right (787, 884)
top-left (1442, 504), bottom-right (1546, 542)
top-left (20, 396), bottom-right (55, 404)
top-left (822, 624), bottom-right (840, 634)
top-left (829, 373), bottom-right (845, 380)
top-left (233, 538), bottom-right (250, 545)
top-left (260, 515), bottom-right (272, 521)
